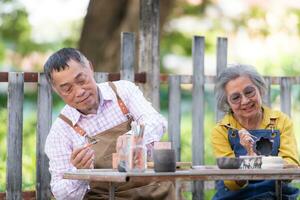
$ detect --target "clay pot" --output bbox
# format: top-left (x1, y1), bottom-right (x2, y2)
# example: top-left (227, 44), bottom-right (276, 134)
top-left (253, 137), bottom-right (273, 156)
top-left (240, 156), bottom-right (262, 169)
top-left (261, 156), bottom-right (284, 169)
top-left (153, 149), bottom-right (176, 172)
top-left (216, 157), bottom-right (242, 169)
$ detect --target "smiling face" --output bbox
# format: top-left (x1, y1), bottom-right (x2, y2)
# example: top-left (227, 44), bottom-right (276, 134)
top-left (51, 59), bottom-right (99, 115)
top-left (225, 76), bottom-right (262, 121)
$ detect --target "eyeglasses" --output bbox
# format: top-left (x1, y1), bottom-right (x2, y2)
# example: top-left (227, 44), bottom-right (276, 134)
top-left (228, 85), bottom-right (257, 104)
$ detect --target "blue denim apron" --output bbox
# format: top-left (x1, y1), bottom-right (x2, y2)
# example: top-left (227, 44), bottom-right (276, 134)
top-left (213, 128), bottom-right (299, 200)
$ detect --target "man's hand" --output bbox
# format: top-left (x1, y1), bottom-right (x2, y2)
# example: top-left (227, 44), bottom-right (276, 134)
top-left (238, 129), bottom-right (256, 156)
top-left (70, 146), bottom-right (94, 169)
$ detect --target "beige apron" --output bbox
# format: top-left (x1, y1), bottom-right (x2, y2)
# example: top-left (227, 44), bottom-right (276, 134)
top-left (59, 82), bottom-right (174, 200)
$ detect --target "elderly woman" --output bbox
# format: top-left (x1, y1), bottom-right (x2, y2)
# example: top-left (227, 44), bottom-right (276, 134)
top-left (211, 64), bottom-right (299, 200)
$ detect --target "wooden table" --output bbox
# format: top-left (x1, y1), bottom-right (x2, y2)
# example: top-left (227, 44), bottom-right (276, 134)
top-left (63, 167), bottom-right (300, 200)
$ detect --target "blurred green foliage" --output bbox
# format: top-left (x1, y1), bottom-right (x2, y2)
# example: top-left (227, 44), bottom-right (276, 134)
top-left (0, 1), bottom-right (31, 55)
top-left (0, 0), bottom-right (81, 67)
top-left (0, 109), bottom-right (7, 191)
top-left (0, 0), bottom-right (50, 57)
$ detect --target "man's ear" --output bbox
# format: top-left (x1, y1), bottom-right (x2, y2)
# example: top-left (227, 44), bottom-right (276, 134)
top-left (88, 61), bottom-right (94, 71)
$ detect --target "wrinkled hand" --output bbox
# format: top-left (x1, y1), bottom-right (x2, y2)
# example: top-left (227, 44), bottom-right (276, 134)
top-left (238, 129), bottom-right (256, 156)
top-left (70, 145), bottom-right (94, 169)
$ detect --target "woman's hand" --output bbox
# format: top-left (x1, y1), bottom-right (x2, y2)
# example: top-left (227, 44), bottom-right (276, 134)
top-left (238, 129), bottom-right (256, 156)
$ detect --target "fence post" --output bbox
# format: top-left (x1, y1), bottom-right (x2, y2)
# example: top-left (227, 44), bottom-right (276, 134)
top-left (7, 72), bottom-right (24, 200)
top-left (215, 37), bottom-right (228, 122)
top-left (263, 76), bottom-right (272, 107)
top-left (94, 72), bottom-right (109, 83)
top-left (36, 73), bottom-right (52, 199)
top-left (192, 36), bottom-right (205, 200)
top-left (280, 77), bottom-right (291, 116)
top-left (168, 75), bottom-right (181, 161)
top-left (121, 32), bottom-right (135, 81)
top-left (139, 0), bottom-right (160, 110)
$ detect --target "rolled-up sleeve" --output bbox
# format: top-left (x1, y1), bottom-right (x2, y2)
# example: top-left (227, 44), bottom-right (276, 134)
top-left (45, 128), bottom-right (88, 200)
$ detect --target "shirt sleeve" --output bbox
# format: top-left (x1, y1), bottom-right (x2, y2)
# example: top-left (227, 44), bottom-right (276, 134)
top-left (211, 125), bottom-right (246, 190)
top-left (278, 114), bottom-right (300, 166)
top-left (211, 125), bottom-right (235, 157)
top-left (45, 127), bottom-right (88, 200)
top-left (119, 80), bottom-right (167, 144)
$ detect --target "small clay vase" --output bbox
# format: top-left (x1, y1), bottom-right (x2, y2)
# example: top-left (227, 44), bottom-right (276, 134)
top-left (153, 149), bottom-right (176, 172)
top-left (253, 137), bottom-right (273, 156)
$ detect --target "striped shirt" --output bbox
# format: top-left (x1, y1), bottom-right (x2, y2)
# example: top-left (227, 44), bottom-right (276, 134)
top-left (45, 80), bottom-right (167, 200)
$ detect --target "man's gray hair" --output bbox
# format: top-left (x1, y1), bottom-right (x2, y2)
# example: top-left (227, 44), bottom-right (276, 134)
top-left (44, 48), bottom-right (90, 85)
top-left (215, 64), bottom-right (267, 113)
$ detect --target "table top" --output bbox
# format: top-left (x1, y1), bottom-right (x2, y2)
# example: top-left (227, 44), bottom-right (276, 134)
top-left (63, 166), bottom-right (300, 183)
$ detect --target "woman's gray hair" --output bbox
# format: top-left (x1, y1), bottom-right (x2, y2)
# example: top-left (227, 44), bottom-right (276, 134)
top-left (215, 64), bottom-right (267, 113)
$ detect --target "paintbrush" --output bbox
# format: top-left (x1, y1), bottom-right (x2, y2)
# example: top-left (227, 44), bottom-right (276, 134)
top-left (83, 139), bottom-right (101, 148)
top-left (220, 124), bottom-right (258, 139)
top-left (139, 124), bottom-right (145, 138)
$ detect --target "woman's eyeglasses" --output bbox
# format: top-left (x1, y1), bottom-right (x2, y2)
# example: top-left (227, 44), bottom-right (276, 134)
top-left (228, 85), bottom-right (257, 104)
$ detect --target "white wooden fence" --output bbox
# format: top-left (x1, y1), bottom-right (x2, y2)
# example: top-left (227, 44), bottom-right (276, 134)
top-left (1, 0), bottom-right (300, 199)
top-left (1, 33), bottom-right (300, 200)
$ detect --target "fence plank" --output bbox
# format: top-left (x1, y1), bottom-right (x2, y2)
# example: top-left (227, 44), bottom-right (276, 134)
top-left (121, 32), bottom-right (135, 81)
top-left (139, 0), bottom-right (160, 110)
top-left (280, 77), bottom-right (291, 116)
top-left (215, 37), bottom-right (227, 122)
top-left (7, 72), bottom-right (24, 200)
top-left (94, 72), bottom-right (109, 83)
top-left (36, 74), bottom-right (52, 199)
top-left (192, 36), bottom-right (205, 200)
top-left (168, 75), bottom-right (181, 161)
top-left (264, 77), bottom-right (272, 107)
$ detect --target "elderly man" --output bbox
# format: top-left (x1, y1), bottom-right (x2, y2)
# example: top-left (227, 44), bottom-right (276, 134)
top-left (44, 48), bottom-right (174, 199)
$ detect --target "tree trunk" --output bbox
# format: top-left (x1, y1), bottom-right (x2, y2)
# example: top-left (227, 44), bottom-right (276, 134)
top-left (79, 0), bottom-right (174, 72)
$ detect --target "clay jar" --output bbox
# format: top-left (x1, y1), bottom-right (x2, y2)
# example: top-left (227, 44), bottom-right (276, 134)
top-left (253, 137), bottom-right (273, 156)
top-left (240, 156), bottom-right (263, 169)
top-left (153, 149), bottom-right (176, 172)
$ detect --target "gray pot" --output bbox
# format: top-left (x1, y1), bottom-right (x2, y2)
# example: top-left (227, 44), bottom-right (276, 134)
top-left (216, 157), bottom-right (242, 169)
top-left (253, 137), bottom-right (273, 156)
top-left (153, 149), bottom-right (176, 172)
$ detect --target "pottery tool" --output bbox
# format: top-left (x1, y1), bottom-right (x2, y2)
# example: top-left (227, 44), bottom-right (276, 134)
top-left (221, 124), bottom-right (258, 139)
top-left (139, 124), bottom-right (145, 138)
top-left (83, 139), bottom-right (101, 148)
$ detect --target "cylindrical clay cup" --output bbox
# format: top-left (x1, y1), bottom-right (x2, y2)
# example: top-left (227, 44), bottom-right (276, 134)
top-left (153, 149), bottom-right (176, 172)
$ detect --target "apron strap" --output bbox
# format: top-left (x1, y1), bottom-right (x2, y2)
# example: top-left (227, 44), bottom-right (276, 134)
top-left (58, 114), bottom-right (86, 136)
top-left (268, 118), bottom-right (277, 133)
top-left (108, 81), bottom-right (131, 119)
